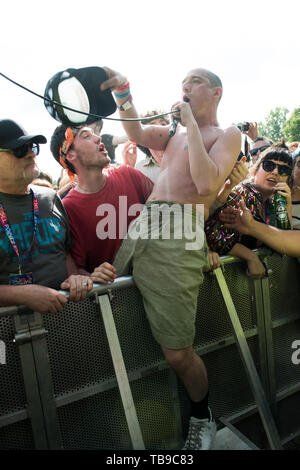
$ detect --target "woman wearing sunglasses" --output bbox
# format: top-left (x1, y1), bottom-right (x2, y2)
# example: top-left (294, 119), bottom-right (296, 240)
top-left (290, 146), bottom-right (300, 230)
top-left (205, 143), bottom-right (293, 279)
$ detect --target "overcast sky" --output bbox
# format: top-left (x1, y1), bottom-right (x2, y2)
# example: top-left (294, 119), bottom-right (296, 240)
top-left (1, 0), bottom-right (299, 180)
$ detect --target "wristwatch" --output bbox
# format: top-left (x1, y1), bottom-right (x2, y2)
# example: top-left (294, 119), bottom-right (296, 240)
top-left (118, 95), bottom-right (133, 112)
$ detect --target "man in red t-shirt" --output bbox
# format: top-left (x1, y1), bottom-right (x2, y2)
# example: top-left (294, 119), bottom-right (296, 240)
top-left (50, 125), bottom-right (153, 277)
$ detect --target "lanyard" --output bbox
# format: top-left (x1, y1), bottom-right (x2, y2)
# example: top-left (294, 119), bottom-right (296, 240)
top-left (0, 190), bottom-right (39, 275)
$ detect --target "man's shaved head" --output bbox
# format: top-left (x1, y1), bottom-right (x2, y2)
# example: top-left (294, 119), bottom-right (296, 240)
top-left (202, 69), bottom-right (222, 89)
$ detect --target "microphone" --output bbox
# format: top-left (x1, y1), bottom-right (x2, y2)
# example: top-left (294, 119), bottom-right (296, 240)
top-left (169, 116), bottom-right (180, 137)
top-left (169, 97), bottom-right (190, 138)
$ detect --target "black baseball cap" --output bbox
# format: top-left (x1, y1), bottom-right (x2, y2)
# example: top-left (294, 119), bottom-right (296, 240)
top-left (0, 119), bottom-right (47, 149)
top-left (44, 66), bottom-right (117, 126)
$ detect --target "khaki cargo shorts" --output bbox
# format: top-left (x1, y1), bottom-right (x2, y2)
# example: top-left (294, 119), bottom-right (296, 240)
top-left (114, 202), bottom-right (210, 349)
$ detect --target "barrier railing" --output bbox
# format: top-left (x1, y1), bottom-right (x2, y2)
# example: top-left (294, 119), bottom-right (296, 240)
top-left (0, 250), bottom-right (300, 450)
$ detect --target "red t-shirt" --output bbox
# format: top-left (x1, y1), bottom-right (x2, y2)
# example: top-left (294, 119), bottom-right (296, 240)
top-left (63, 165), bottom-right (153, 272)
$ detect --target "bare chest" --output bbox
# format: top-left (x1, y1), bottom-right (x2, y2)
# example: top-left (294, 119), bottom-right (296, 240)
top-left (161, 126), bottom-right (219, 172)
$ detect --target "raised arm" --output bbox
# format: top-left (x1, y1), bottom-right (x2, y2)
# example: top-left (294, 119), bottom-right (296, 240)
top-left (100, 67), bottom-right (170, 151)
top-left (216, 156), bottom-right (249, 205)
top-left (209, 156), bottom-right (249, 215)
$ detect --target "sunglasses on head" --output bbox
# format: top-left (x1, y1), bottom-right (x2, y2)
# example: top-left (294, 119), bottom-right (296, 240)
top-left (0, 142), bottom-right (40, 159)
top-left (261, 160), bottom-right (292, 176)
top-left (250, 145), bottom-right (270, 157)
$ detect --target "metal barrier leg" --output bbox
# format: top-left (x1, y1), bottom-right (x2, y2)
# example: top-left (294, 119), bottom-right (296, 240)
top-left (214, 267), bottom-right (282, 450)
top-left (14, 311), bottom-right (63, 450)
top-left (261, 276), bottom-right (278, 417)
top-left (166, 369), bottom-right (183, 449)
top-left (253, 279), bottom-right (271, 400)
top-left (28, 312), bottom-right (63, 450)
top-left (13, 313), bottom-right (48, 450)
top-left (97, 293), bottom-right (145, 450)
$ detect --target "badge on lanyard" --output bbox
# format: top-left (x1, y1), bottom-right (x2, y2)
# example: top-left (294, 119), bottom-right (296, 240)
top-left (0, 190), bottom-right (39, 285)
top-left (9, 272), bottom-right (34, 285)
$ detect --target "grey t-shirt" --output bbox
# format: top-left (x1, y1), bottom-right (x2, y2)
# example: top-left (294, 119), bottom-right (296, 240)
top-left (0, 185), bottom-right (71, 289)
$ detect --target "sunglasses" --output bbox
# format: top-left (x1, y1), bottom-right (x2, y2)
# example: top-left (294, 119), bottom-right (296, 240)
top-left (250, 145), bottom-right (270, 157)
top-left (261, 160), bottom-right (292, 176)
top-left (0, 142), bottom-right (40, 159)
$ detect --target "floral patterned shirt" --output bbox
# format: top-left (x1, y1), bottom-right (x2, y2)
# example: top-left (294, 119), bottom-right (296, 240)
top-left (205, 183), bottom-right (274, 255)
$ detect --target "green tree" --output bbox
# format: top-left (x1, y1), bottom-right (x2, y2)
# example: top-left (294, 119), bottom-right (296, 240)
top-left (258, 107), bottom-right (289, 142)
top-left (284, 108), bottom-right (300, 142)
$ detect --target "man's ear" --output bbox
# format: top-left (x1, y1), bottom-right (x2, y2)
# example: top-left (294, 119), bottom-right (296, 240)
top-left (65, 148), bottom-right (76, 165)
top-left (213, 86), bottom-right (222, 102)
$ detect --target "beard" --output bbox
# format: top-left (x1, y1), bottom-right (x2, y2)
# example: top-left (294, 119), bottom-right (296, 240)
top-left (76, 152), bottom-right (110, 170)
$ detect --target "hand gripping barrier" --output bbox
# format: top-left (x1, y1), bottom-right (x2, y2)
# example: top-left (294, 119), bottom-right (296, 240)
top-left (1, 250), bottom-right (300, 450)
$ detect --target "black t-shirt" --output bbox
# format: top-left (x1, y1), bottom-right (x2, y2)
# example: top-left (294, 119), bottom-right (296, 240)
top-left (0, 185), bottom-right (71, 289)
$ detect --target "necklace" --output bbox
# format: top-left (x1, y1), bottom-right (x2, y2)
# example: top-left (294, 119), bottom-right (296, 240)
top-left (75, 176), bottom-right (106, 194)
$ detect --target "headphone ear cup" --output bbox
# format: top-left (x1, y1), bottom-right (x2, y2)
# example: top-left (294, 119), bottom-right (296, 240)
top-left (57, 77), bottom-right (90, 124)
top-left (44, 67), bottom-right (117, 126)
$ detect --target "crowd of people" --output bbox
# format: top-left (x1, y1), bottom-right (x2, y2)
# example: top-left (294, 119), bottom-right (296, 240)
top-left (1, 65), bottom-right (300, 451)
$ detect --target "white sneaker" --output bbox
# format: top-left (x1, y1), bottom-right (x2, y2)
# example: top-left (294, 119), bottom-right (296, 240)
top-left (182, 409), bottom-right (217, 450)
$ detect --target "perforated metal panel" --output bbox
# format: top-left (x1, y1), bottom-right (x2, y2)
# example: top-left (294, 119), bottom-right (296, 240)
top-left (0, 315), bottom-right (27, 415)
top-left (267, 254), bottom-right (300, 322)
top-left (262, 255), bottom-right (300, 402)
top-left (131, 370), bottom-right (180, 449)
top-left (272, 321), bottom-right (300, 393)
top-left (42, 297), bottom-right (116, 397)
top-left (0, 419), bottom-right (34, 450)
top-left (110, 286), bottom-right (164, 371)
top-left (276, 391), bottom-right (300, 440)
top-left (57, 387), bottom-right (130, 449)
top-left (57, 369), bottom-right (180, 450)
top-left (205, 338), bottom-right (259, 419)
top-left (194, 263), bottom-right (256, 348)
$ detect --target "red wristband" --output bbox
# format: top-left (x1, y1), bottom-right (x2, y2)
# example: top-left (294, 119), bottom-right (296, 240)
top-left (116, 81), bottom-right (130, 92)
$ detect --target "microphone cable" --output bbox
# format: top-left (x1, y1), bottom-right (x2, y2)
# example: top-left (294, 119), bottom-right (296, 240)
top-left (0, 71), bottom-right (178, 123)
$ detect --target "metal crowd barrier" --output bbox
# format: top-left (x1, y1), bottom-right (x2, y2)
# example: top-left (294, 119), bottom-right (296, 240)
top-left (0, 250), bottom-right (300, 450)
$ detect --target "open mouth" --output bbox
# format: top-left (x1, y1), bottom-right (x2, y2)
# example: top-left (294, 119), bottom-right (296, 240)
top-left (99, 143), bottom-right (107, 154)
top-left (266, 178), bottom-right (277, 184)
top-left (183, 95), bottom-right (190, 103)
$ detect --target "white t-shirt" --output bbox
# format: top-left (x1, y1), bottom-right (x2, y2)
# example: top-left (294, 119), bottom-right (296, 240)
top-left (135, 157), bottom-right (161, 184)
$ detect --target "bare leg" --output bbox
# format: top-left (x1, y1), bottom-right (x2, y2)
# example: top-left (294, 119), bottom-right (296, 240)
top-left (161, 345), bottom-right (208, 402)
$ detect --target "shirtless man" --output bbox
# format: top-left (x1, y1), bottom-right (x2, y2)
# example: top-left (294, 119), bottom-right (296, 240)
top-left (100, 67), bottom-right (241, 450)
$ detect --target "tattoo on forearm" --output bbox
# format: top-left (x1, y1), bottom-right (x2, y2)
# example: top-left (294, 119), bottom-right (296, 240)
top-left (184, 144), bottom-right (188, 151)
